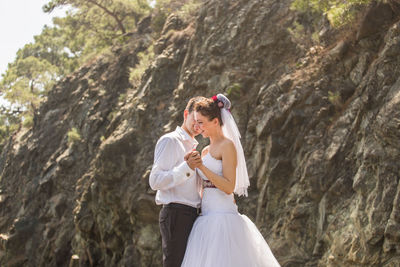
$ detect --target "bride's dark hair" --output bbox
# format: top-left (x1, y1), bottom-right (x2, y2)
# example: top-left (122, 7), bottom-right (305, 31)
top-left (195, 98), bottom-right (223, 126)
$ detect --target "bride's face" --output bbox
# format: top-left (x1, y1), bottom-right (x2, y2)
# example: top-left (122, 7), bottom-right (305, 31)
top-left (194, 111), bottom-right (217, 138)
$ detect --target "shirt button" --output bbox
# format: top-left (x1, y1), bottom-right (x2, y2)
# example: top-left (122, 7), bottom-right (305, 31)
top-left (186, 173), bottom-right (190, 177)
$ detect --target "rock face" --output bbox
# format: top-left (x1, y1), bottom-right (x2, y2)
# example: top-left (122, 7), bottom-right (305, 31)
top-left (1, 0), bottom-right (400, 266)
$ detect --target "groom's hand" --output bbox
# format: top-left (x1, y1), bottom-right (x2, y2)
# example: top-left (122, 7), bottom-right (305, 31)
top-left (184, 151), bottom-right (193, 161)
top-left (186, 151), bottom-right (202, 170)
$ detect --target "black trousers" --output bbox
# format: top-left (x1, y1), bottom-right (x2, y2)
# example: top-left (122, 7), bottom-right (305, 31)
top-left (159, 203), bottom-right (199, 267)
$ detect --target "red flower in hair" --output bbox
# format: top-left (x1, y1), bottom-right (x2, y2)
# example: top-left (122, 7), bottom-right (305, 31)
top-left (211, 94), bottom-right (230, 111)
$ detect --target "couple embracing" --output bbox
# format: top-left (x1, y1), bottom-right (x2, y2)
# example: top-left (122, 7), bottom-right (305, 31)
top-left (149, 94), bottom-right (280, 267)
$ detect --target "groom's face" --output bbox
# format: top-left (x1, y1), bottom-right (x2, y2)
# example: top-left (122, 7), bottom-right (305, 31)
top-left (184, 110), bottom-right (202, 136)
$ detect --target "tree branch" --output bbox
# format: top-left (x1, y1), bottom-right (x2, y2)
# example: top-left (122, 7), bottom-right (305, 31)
top-left (87, 0), bottom-right (127, 34)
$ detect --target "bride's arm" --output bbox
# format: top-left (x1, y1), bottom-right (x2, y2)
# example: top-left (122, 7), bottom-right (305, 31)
top-left (198, 140), bottom-right (237, 195)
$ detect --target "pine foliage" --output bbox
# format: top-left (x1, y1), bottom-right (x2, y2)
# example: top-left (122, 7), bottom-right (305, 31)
top-left (0, 0), bottom-right (201, 150)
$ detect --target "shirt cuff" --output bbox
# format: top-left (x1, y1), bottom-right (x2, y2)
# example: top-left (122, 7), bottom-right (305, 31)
top-left (173, 161), bottom-right (195, 181)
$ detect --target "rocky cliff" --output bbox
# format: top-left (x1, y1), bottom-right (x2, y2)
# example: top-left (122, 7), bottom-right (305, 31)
top-left (1, 0), bottom-right (400, 266)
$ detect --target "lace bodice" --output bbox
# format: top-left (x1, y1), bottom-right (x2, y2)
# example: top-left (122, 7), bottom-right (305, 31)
top-left (197, 153), bottom-right (237, 215)
top-left (197, 153), bottom-right (223, 181)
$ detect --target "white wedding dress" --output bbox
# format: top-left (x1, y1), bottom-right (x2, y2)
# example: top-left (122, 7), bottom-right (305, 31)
top-left (181, 153), bottom-right (281, 267)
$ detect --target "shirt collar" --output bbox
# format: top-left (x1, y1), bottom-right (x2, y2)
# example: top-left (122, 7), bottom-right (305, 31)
top-left (176, 126), bottom-right (198, 145)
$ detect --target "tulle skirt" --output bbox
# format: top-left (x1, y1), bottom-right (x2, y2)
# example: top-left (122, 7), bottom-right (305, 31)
top-left (181, 189), bottom-right (280, 267)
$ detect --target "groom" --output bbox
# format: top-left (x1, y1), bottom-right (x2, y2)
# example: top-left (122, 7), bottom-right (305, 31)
top-left (149, 96), bottom-right (205, 267)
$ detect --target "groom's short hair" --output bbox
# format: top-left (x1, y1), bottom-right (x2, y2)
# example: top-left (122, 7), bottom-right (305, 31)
top-left (185, 96), bottom-right (206, 113)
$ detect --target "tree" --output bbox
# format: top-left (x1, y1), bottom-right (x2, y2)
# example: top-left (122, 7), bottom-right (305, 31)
top-left (0, 106), bottom-right (21, 147)
top-left (1, 56), bottom-right (58, 113)
top-left (44, 0), bottom-right (151, 35)
top-left (0, 22), bottom-right (73, 140)
top-left (0, 0), bottom-right (152, 147)
top-left (0, 0), bottom-right (202, 148)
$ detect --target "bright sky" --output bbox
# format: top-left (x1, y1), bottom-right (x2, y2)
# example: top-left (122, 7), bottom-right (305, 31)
top-left (0, 0), bottom-right (66, 77)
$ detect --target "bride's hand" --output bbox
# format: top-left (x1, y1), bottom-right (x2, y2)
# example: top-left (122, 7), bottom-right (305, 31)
top-left (184, 150), bottom-right (199, 161)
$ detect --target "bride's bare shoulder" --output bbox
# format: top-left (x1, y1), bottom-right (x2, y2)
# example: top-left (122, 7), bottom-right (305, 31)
top-left (221, 138), bottom-right (237, 163)
top-left (222, 138), bottom-right (234, 147)
top-left (221, 138), bottom-right (236, 152)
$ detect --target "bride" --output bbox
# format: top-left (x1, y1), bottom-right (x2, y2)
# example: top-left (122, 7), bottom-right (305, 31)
top-left (181, 94), bottom-right (281, 267)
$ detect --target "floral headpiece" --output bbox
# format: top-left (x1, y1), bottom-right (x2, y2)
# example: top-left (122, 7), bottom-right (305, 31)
top-left (211, 94), bottom-right (231, 112)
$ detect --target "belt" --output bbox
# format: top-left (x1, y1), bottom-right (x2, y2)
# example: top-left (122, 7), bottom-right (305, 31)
top-left (203, 180), bottom-right (216, 188)
top-left (163, 203), bottom-right (201, 215)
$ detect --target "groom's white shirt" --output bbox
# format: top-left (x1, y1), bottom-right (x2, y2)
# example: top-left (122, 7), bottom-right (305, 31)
top-left (149, 126), bottom-right (201, 208)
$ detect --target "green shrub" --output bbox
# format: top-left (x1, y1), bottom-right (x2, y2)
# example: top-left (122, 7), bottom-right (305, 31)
top-left (22, 115), bottom-right (34, 128)
top-left (291, 0), bottom-right (373, 27)
top-left (0, 125), bottom-right (9, 145)
top-left (328, 91), bottom-right (342, 108)
top-left (288, 21), bottom-right (306, 42)
top-left (177, 1), bottom-right (202, 22)
top-left (129, 45), bottom-right (155, 86)
top-left (0, 120), bottom-right (19, 145)
top-left (119, 93), bottom-right (127, 102)
top-left (151, 0), bottom-right (202, 35)
top-left (227, 83), bottom-right (242, 99)
top-left (152, 10), bottom-right (168, 34)
top-left (312, 31), bottom-right (320, 43)
top-left (107, 110), bottom-right (118, 122)
top-left (67, 127), bottom-right (81, 144)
